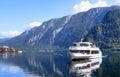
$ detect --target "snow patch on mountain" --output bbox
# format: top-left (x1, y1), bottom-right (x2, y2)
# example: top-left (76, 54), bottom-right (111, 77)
top-left (65, 15), bottom-right (71, 24)
top-left (52, 16), bottom-right (71, 41)
top-left (42, 25), bottom-right (45, 29)
top-left (49, 20), bottom-right (54, 27)
top-left (28, 35), bottom-right (40, 44)
top-left (53, 27), bottom-right (63, 41)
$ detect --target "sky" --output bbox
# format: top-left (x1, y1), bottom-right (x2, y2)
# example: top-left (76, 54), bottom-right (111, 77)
top-left (0, 0), bottom-right (120, 38)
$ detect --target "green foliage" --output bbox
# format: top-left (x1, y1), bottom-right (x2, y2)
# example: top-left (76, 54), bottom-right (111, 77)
top-left (85, 8), bottom-right (120, 51)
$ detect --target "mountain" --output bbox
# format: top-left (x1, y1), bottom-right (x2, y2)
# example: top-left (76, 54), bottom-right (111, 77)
top-left (0, 6), bottom-right (119, 50)
top-left (84, 6), bottom-right (120, 51)
top-left (0, 38), bottom-right (10, 43)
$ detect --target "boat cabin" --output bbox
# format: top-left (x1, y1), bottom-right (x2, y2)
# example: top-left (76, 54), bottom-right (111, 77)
top-left (69, 40), bottom-right (102, 59)
top-left (73, 42), bottom-right (95, 47)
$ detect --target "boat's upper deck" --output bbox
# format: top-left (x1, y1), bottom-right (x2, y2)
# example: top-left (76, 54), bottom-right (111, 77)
top-left (73, 42), bottom-right (95, 47)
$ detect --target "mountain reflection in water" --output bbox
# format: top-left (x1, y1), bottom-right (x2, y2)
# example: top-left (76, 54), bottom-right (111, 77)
top-left (0, 50), bottom-right (120, 77)
top-left (0, 50), bottom-right (70, 77)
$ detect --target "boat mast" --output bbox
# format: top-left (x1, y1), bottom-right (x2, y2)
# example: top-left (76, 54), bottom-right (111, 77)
top-left (81, 38), bottom-right (83, 42)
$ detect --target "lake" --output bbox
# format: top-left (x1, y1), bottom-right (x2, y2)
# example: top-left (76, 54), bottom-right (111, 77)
top-left (0, 50), bottom-right (119, 77)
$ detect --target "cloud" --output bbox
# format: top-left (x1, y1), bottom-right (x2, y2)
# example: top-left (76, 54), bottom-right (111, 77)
top-left (0, 21), bottom-right (42, 38)
top-left (73, 0), bottom-right (108, 13)
top-left (0, 30), bottom-right (21, 38)
top-left (115, 0), bottom-right (120, 4)
top-left (116, 0), bottom-right (120, 2)
top-left (24, 21), bottom-right (42, 30)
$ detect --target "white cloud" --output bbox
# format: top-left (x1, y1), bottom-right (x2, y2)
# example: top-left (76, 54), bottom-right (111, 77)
top-left (116, 0), bottom-right (120, 3)
top-left (0, 30), bottom-right (21, 38)
top-left (24, 21), bottom-right (42, 30)
top-left (0, 22), bottom-right (42, 38)
top-left (114, 0), bottom-right (120, 5)
top-left (73, 0), bottom-right (108, 13)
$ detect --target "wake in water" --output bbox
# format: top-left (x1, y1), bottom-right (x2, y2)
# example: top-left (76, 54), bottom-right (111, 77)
top-left (102, 55), bottom-right (108, 58)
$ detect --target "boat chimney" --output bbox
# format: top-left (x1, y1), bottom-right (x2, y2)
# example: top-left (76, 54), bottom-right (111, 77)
top-left (81, 39), bottom-right (83, 42)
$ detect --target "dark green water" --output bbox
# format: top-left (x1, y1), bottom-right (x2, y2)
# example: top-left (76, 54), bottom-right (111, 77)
top-left (0, 50), bottom-right (119, 77)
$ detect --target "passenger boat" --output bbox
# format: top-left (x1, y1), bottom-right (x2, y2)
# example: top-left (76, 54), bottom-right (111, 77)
top-left (69, 39), bottom-right (102, 59)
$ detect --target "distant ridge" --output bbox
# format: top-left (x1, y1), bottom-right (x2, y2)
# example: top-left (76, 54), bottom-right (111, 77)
top-left (0, 38), bottom-right (10, 43)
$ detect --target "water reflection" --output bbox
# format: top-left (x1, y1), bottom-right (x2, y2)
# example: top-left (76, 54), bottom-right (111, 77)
top-left (68, 58), bottom-right (102, 77)
top-left (1, 50), bottom-right (119, 77)
top-left (0, 62), bottom-right (26, 77)
top-left (0, 51), bottom-right (69, 77)
top-left (0, 51), bottom-right (22, 59)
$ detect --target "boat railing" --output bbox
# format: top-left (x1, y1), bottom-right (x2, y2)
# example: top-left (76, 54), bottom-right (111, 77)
top-left (69, 46), bottom-right (76, 48)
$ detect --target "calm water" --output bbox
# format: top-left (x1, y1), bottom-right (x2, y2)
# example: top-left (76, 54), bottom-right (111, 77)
top-left (0, 50), bottom-right (120, 77)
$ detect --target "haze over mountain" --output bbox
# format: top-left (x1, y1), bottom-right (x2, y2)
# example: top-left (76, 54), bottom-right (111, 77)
top-left (0, 6), bottom-right (120, 51)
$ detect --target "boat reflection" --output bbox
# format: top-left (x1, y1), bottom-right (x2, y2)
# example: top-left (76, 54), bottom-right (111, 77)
top-left (68, 58), bottom-right (102, 77)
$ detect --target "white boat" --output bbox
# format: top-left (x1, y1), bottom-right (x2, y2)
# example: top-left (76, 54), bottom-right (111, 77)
top-left (69, 39), bottom-right (102, 59)
top-left (68, 58), bottom-right (102, 77)
top-left (18, 50), bottom-right (23, 53)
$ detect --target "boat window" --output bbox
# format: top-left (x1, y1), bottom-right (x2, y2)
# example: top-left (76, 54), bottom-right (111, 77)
top-left (79, 65), bottom-right (90, 69)
top-left (73, 44), bottom-right (77, 46)
top-left (70, 50), bottom-right (90, 54)
top-left (79, 50), bottom-right (90, 54)
top-left (91, 51), bottom-right (99, 54)
top-left (80, 43), bottom-right (89, 46)
top-left (86, 50), bottom-right (90, 54)
top-left (70, 50), bottom-right (77, 53)
top-left (91, 62), bottom-right (99, 66)
top-left (90, 44), bottom-right (94, 47)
